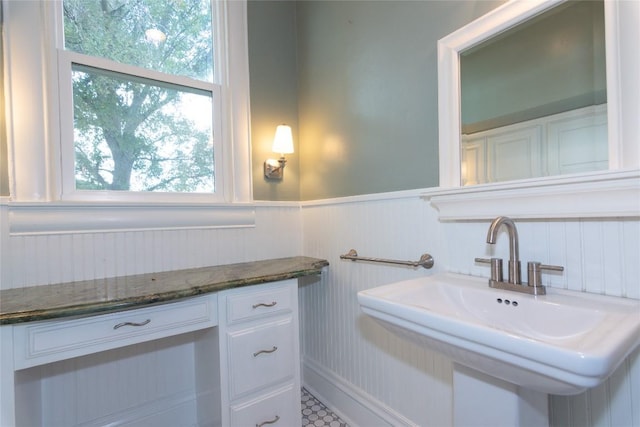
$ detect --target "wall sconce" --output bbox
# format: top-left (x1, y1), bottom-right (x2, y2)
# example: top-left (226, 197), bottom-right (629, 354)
top-left (264, 124), bottom-right (294, 180)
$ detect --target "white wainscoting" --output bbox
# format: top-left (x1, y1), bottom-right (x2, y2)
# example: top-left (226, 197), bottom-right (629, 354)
top-left (300, 191), bottom-right (640, 427)
top-left (0, 203), bottom-right (302, 289)
top-left (2, 196), bottom-right (638, 426)
top-left (301, 194), bottom-right (454, 427)
top-left (1, 204), bottom-right (301, 426)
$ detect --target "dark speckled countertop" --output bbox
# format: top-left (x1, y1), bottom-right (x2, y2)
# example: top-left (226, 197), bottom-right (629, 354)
top-left (0, 256), bottom-right (329, 325)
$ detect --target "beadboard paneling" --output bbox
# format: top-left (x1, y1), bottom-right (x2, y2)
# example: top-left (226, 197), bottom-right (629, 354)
top-left (2, 205), bottom-right (301, 426)
top-left (39, 334), bottom-right (198, 426)
top-left (2, 198), bottom-right (639, 426)
top-left (441, 218), bottom-right (640, 298)
top-left (0, 205), bottom-right (302, 289)
top-left (301, 197), bottom-right (452, 426)
top-left (300, 194), bottom-right (640, 427)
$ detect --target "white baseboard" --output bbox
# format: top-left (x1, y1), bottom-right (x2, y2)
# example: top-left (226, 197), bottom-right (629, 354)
top-left (303, 357), bottom-right (419, 427)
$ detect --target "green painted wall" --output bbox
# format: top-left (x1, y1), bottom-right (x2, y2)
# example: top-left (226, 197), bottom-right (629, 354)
top-left (296, 1), bottom-right (502, 200)
top-left (248, 0), bottom-right (504, 201)
top-left (249, 0), bottom-right (300, 201)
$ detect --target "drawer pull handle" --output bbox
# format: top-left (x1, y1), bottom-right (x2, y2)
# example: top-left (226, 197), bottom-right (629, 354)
top-left (253, 346), bottom-right (278, 357)
top-left (113, 319), bottom-right (151, 330)
top-left (256, 415), bottom-right (279, 427)
top-left (252, 301), bottom-right (277, 309)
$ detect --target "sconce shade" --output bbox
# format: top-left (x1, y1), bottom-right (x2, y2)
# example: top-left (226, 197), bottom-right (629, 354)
top-left (272, 125), bottom-right (294, 154)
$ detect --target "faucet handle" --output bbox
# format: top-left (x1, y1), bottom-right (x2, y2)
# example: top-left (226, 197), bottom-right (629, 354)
top-left (540, 263), bottom-right (564, 272)
top-left (527, 262), bottom-right (564, 288)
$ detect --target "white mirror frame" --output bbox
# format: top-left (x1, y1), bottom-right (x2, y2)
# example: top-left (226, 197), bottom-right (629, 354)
top-left (429, 0), bottom-right (640, 220)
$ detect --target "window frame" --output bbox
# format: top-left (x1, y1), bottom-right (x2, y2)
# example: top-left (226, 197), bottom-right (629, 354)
top-left (2, 0), bottom-right (254, 234)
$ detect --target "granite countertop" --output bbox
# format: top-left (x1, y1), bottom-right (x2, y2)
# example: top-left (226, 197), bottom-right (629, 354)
top-left (0, 256), bottom-right (329, 325)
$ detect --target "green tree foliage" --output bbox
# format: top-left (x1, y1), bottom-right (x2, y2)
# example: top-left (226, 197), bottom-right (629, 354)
top-left (64, 0), bottom-right (215, 192)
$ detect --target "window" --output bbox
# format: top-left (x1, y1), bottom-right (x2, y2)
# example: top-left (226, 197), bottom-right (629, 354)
top-left (58, 0), bottom-right (222, 199)
top-left (3, 1), bottom-right (253, 232)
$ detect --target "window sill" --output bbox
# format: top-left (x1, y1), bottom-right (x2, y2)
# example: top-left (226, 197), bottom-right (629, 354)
top-left (4, 202), bottom-right (256, 235)
top-left (424, 169), bottom-right (640, 220)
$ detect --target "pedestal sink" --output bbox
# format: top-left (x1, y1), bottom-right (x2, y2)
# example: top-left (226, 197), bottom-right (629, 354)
top-left (357, 273), bottom-right (640, 426)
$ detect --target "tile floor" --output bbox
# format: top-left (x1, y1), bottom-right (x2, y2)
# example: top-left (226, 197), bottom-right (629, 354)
top-left (301, 388), bottom-right (348, 427)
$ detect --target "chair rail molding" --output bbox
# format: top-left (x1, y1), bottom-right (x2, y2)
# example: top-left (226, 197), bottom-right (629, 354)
top-left (425, 169), bottom-right (640, 220)
top-left (5, 202), bottom-right (256, 235)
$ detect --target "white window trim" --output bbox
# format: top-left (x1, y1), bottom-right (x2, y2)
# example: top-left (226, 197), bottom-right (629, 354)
top-left (2, 0), bottom-right (254, 233)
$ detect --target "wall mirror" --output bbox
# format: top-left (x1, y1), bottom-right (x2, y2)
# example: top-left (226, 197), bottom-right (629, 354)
top-left (459, 1), bottom-right (606, 186)
top-left (432, 0), bottom-right (639, 219)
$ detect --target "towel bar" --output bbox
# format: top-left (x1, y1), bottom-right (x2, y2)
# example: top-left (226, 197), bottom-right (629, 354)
top-left (340, 249), bottom-right (434, 269)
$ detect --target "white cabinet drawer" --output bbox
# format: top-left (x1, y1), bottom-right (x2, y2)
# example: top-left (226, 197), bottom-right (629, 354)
top-left (230, 383), bottom-right (300, 427)
top-left (227, 317), bottom-right (295, 400)
top-left (219, 279), bottom-right (301, 427)
top-left (13, 294), bottom-right (217, 369)
top-left (226, 281), bottom-right (294, 324)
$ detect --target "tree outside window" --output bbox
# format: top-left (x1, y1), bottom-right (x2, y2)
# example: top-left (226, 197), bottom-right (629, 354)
top-left (63, 0), bottom-right (217, 193)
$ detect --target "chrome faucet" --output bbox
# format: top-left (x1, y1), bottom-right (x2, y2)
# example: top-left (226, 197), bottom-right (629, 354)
top-left (486, 216), bottom-right (521, 285)
top-left (475, 216), bottom-right (564, 296)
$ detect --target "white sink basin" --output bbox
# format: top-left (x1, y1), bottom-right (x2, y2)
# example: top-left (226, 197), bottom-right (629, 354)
top-left (357, 273), bottom-right (640, 395)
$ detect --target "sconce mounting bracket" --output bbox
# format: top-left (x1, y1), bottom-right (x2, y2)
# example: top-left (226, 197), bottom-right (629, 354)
top-left (264, 158), bottom-right (285, 180)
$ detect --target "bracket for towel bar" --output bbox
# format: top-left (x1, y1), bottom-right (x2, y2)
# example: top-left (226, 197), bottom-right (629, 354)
top-left (340, 249), bottom-right (434, 269)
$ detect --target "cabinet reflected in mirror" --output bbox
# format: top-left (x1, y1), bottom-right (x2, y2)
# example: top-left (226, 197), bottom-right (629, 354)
top-left (456, 1), bottom-right (607, 186)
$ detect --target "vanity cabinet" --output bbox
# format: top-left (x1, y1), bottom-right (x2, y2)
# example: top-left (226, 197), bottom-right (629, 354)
top-left (218, 279), bottom-right (301, 427)
top-left (0, 278), bottom-right (302, 427)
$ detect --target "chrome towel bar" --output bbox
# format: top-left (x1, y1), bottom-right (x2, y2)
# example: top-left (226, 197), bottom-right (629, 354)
top-left (340, 249), bottom-right (434, 269)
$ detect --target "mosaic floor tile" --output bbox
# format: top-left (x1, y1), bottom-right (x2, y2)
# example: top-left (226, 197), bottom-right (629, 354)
top-left (301, 388), bottom-right (348, 427)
